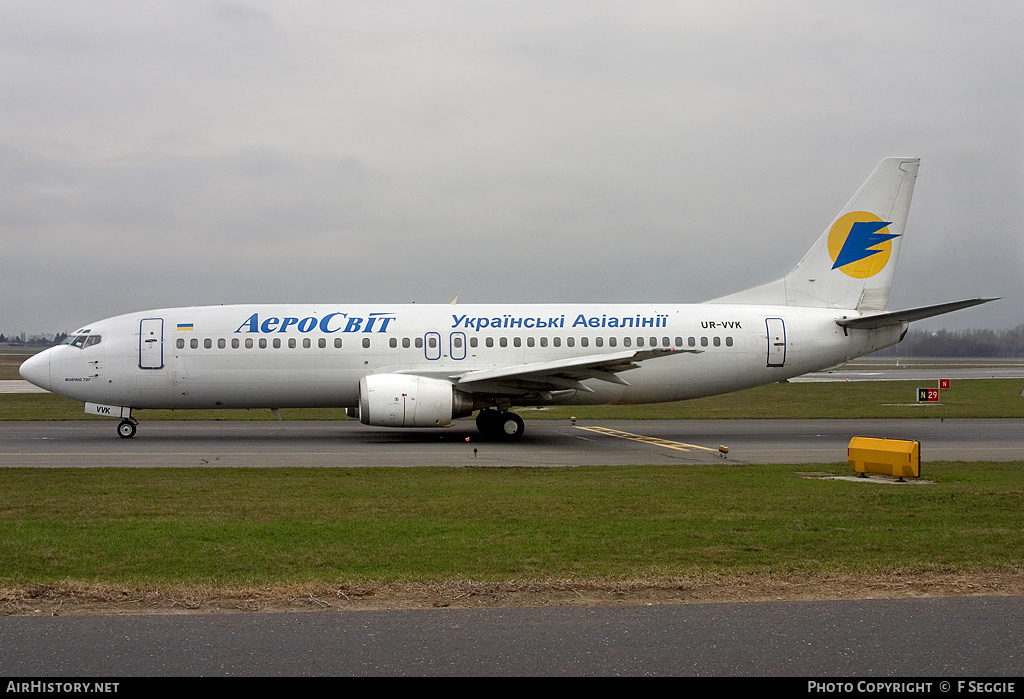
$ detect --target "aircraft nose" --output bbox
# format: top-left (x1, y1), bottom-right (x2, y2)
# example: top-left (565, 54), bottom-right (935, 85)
top-left (19, 350), bottom-right (51, 392)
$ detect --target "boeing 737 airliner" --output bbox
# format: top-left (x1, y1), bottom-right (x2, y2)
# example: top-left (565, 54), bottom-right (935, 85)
top-left (20, 158), bottom-right (993, 439)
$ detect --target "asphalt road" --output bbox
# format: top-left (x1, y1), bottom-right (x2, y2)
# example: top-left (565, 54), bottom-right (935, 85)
top-left (0, 417), bottom-right (1020, 467)
top-left (2, 596), bottom-right (1022, 676)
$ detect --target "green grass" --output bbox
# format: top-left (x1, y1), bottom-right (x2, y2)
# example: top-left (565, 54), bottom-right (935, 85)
top-left (0, 393), bottom-right (352, 422)
top-left (530, 379), bottom-right (1024, 419)
top-left (0, 350), bottom-right (35, 381)
top-left (1, 463), bottom-right (1022, 586)
top-left (2, 378), bottom-right (1022, 421)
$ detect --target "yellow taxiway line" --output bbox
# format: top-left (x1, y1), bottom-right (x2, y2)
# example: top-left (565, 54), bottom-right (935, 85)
top-left (574, 426), bottom-right (721, 454)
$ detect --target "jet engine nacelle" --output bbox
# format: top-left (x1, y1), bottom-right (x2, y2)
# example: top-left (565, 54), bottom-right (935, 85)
top-left (358, 374), bottom-right (474, 427)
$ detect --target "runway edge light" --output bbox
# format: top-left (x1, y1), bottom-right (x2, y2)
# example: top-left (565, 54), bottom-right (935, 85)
top-left (848, 436), bottom-right (920, 480)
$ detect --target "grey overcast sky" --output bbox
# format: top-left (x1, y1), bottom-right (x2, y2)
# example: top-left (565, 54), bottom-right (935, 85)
top-left (2, 1), bottom-right (1021, 336)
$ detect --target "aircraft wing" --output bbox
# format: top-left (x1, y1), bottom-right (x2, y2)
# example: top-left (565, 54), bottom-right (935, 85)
top-left (452, 348), bottom-right (698, 394)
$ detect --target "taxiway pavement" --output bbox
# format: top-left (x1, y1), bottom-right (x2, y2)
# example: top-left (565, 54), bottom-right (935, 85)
top-left (0, 417), bottom-right (1020, 468)
top-left (3, 596), bottom-right (1023, 676)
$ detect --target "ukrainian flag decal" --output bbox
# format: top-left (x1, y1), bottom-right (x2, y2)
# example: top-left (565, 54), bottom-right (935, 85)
top-left (176, 323), bottom-right (194, 331)
top-left (827, 211), bottom-right (899, 279)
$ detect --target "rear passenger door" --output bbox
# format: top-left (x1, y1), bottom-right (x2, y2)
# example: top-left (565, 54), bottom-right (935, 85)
top-left (766, 318), bottom-right (786, 367)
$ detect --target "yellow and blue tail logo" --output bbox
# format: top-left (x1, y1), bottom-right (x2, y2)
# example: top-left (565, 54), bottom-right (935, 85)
top-left (827, 211), bottom-right (899, 279)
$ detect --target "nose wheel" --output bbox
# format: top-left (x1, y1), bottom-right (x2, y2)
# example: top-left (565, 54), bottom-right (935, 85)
top-left (117, 419), bottom-right (138, 439)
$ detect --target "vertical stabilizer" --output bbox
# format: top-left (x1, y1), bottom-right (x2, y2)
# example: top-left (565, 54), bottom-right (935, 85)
top-left (710, 157), bottom-right (919, 310)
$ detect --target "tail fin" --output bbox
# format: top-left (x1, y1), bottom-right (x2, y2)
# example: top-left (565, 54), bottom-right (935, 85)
top-left (710, 157), bottom-right (919, 311)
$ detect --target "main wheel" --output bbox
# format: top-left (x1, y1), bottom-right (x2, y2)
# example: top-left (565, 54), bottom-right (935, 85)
top-left (117, 420), bottom-right (137, 439)
top-left (497, 412), bottom-right (525, 441)
top-left (476, 409), bottom-right (500, 435)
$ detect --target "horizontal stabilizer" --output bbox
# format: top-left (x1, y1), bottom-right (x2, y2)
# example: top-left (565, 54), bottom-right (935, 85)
top-left (836, 298), bottom-right (998, 329)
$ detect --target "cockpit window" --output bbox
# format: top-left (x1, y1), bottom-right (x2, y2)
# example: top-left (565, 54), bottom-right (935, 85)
top-left (62, 334), bottom-right (101, 349)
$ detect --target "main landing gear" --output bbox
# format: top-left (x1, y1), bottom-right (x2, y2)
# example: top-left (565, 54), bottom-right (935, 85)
top-left (475, 409), bottom-right (525, 441)
top-left (117, 418), bottom-right (138, 439)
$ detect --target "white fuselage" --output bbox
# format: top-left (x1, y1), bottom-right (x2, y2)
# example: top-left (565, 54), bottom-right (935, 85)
top-left (26, 302), bottom-right (903, 411)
